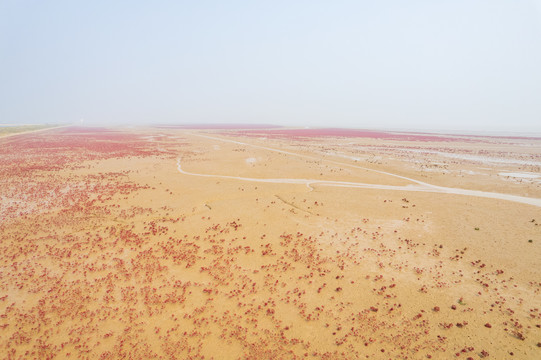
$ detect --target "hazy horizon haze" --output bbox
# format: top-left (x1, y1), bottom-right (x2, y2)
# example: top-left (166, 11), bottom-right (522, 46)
top-left (1, 1), bottom-right (541, 132)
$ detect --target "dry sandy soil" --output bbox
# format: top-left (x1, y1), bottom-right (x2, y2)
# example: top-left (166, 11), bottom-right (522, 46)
top-left (1, 126), bottom-right (540, 359)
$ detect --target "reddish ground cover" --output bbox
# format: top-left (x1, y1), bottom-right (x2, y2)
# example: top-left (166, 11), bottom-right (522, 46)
top-left (1, 126), bottom-right (539, 359)
top-left (0, 127), bottom-right (155, 173)
top-left (155, 124), bottom-right (283, 130)
top-left (0, 127), bottom-right (163, 221)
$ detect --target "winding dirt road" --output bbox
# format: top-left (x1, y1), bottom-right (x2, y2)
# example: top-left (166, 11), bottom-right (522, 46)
top-left (177, 133), bottom-right (541, 208)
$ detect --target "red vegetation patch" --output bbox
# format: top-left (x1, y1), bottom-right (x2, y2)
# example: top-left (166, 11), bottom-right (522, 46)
top-left (0, 127), bottom-right (161, 221)
top-left (155, 123), bottom-right (283, 129)
top-left (0, 126), bottom-right (158, 175)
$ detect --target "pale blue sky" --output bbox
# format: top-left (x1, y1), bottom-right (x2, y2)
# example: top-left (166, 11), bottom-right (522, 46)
top-left (1, 1), bottom-right (540, 131)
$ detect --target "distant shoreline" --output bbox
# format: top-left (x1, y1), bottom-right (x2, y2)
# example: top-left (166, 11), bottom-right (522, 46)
top-left (2, 123), bottom-right (541, 140)
top-left (0, 124), bottom-right (70, 138)
top-left (154, 124), bottom-right (541, 139)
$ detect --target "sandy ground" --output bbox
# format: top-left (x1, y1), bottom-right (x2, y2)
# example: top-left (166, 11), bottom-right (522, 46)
top-left (1, 126), bottom-right (540, 359)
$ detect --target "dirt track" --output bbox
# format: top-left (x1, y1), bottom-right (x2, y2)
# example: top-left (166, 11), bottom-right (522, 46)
top-left (179, 133), bottom-right (541, 207)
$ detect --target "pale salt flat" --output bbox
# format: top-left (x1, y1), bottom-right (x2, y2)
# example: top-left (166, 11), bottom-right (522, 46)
top-left (366, 147), bottom-right (541, 166)
top-left (498, 172), bottom-right (540, 179)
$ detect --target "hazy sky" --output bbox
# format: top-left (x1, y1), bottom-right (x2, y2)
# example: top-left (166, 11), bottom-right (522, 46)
top-left (1, 1), bottom-right (541, 131)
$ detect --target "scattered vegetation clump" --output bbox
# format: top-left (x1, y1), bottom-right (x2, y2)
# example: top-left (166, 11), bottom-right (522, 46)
top-left (1, 126), bottom-right (540, 359)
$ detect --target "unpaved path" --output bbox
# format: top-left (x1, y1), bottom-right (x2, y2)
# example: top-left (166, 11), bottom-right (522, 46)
top-left (177, 133), bottom-right (541, 207)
